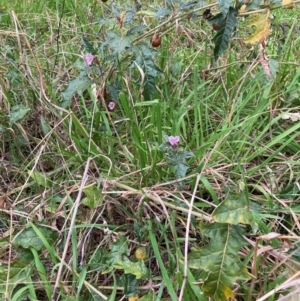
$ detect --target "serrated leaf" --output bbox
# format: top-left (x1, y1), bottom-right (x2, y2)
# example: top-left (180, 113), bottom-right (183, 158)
top-left (244, 12), bottom-right (272, 45)
top-left (9, 105), bottom-right (31, 124)
top-left (103, 235), bottom-right (129, 273)
top-left (126, 25), bottom-right (147, 36)
top-left (174, 162), bottom-right (189, 179)
top-left (213, 192), bottom-right (253, 225)
top-left (61, 75), bottom-right (93, 108)
top-left (131, 44), bottom-right (163, 100)
top-left (117, 259), bottom-right (148, 279)
top-left (168, 150), bottom-right (194, 179)
top-left (111, 5), bottom-right (120, 16)
top-left (188, 223), bottom-right (251, 301)
top-left (218, 0), bottom-right (232, 15)
top-left (154, 8), bottom-right (172, 20)
top-left (14, 225), bottom-right (58, 251)
top-left (212, 7), bottom-right (238, 60)
top-left (124, 8), bottom-right (137, 26)
top-left (82, 185), bottom-right (103, 209)
top-left (90, 248), bottom-right (110, 271)
top-left (132, 44), bottom-right (162, 78)
top-left (101, 31), bottom-right (132, 56)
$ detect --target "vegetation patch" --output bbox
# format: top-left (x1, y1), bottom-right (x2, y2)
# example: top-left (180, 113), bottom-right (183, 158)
top-left (0, 0), bottom-right (300, 300)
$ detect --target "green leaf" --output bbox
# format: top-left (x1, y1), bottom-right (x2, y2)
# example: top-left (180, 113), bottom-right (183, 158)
top-left (90, 289), bottom-right (107, 301)
top-left (61, 75), bottom-right (93, 108)
top-left (218, 0), bottom-right (232, 15)
top-left (143, 76), bottom-right (156, 100)
top-left (90, 248), bottom-right (110, 271)
top-left (179, 1), bottom-right (199, 11)
top-left (14, 225), bottom-right (58, 251)
top-left (132, 44), bottom-right (162, 78)
top-left (126, 25), bottom-right (147, 36)
top-left (212, 7), bottom-right (238, 60)
top-left (9, 105), bottom-right (31, 124)
top-left (134, 100), bottom-right (159, 107)
top-left (289, 242), bottom-right (300, 261)
top-left (121, 274), bottom-right (138, 297)
top-left (246, 0), bottom-right (265, 10)
top-left (103, 235), bottom-right (129, 273)
top-left (154, 8), bottom-right (171, 20)
top-left (268, 58), bottom-right (279, 77)
top-left (168, 149), bottom-right (194, 179)
top-left (117, 259), bottom-right (148, 279)
top-left (271, 0), bottom-right (282, 5)
top-left (14, 290), bottom-right (32, 301)
top-left (82, 37), bottom-right (96, 54)
top-left (28, 170), bottom-right (51, 188)
top-left (101, 31), bottom-right (132, 56)
top-left (16, 247), bottom-right (34, 263)
top-left (174, 162), bottom-right (189, 179)
top-left (0, 261), bottom-right (28, 281)
top-left (107, 84), bottom-right (121, 101)
top-left (188, 223), bottom-right (251, 301)
top-left (131, 44), bottom-right (163, 100)
top-left (82, 185), bottom-right (103, 209)
top-left (212, 192), bottom-right (253, 225)
top-left (138, 292), bottom-right (154, 301)
top-left (40, 116), bottom-right (52, 135)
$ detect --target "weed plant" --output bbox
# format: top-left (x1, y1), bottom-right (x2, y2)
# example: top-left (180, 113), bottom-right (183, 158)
top-left (0, 0), bottom-right (300, 301)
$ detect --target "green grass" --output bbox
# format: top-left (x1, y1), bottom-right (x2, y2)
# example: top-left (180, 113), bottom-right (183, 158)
top-left (1, 0), bottom-right (300, 300)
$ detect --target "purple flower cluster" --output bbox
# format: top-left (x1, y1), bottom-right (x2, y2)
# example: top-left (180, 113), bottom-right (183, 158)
top-left (168, 136), bottom-right (180, 147)
top-left (108, 101), bottom-right (115, 111)
top-left (85, 53), bottom-right (94, 66)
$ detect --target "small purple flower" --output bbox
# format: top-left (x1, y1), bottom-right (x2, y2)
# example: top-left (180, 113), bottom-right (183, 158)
top-left (168, 136), bottom-right (180, 147)
top-left (85, 53), bottom-right (94, 66)
top-left (108, 101), bottom-right (115, 111)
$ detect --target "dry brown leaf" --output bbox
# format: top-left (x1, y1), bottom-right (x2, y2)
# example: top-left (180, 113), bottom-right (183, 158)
top-left (0, 196), bottom-right (5, 209)
top-left (244, 12), bottom-right (272, 45)
top-left (239, 4), bottom-right (247, 13)
top-left (282, 112), bottom-right (300, 122)
top-left (282, 0), bottom-right (295, 9)
top-left (259, 44), bottom-right (272, 79)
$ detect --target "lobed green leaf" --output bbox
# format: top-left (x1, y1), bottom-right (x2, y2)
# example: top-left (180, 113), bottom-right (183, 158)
top-left (213, 192), bottom-right (253, 225)
top-left (189, 223), bottom-right (251, 301)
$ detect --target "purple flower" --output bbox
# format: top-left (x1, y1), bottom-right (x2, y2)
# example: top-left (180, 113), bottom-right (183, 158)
top-left (168, 136), bottom-right (180, 147)
top-left (85, 53), bottom-right (94, 66)
top-left (108, 101), bottom-right (115, 111)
